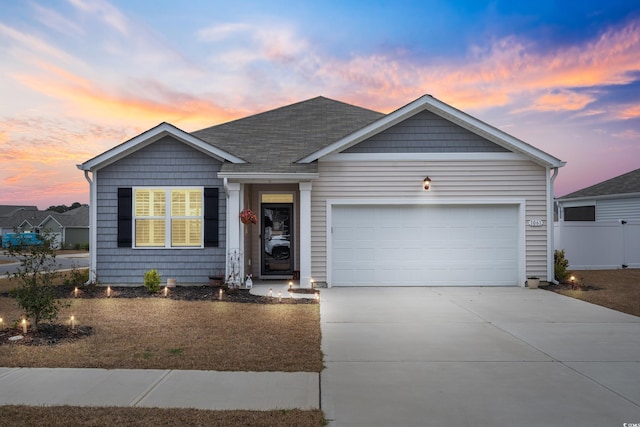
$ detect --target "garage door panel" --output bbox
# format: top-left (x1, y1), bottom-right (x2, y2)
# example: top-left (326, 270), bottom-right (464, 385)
top-left (332, 204), bottom-right (519, 286)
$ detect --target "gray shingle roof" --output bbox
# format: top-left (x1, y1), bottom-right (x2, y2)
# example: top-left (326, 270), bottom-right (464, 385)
top-left (0, 210), bottom-right (51, 229)
top-left (191, 96), bottom-right (384, 174)
top-left (558, 167), bottom-right (640, 199)
top-left (0, 206), bottom-right (89, 229)
top-left (0, 205), bottom-right (38, 217)
top-left (56, 205), bottom-right (89, 227)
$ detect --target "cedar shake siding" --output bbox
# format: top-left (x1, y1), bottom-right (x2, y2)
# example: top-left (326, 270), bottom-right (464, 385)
top-left (343, 110), bottom-right (510, 153)
top-left (95, 136), bottom-right (226, 285)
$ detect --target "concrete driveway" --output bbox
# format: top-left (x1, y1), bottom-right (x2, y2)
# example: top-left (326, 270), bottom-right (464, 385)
top-left (320, 287), bottom-right (640, 427)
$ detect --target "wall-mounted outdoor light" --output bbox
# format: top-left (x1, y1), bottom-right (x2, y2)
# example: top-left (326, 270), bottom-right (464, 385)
top-left (423, 177), bottom-right (432, 191)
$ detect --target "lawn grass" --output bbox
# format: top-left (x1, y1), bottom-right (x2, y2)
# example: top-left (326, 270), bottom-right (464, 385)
top-left (0, 406), bottom-right (325, 427)
top-left (0, 269), bottom-right (324, 425)
top-left (545, 268), bottom-right (640, 317)
top-left (0, 297), bottom-right (322, 371)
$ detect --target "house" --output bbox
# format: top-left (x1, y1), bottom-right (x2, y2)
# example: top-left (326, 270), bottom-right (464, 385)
top-left (555, 167), bottom-right (640, 269)
top-left (78, 95), bottom-right (565, 287)
top-left (0, 205), bottom-right (39, 236)
top-left (40, 206), bottom-right (90, 249)
top-left (0, 205), bottom-right (89, 249)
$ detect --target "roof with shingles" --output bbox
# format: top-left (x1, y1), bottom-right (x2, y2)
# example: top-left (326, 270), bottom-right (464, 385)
top-left (0, 207), bottom-right (89, 229)
top-left (0, 210), bottom-right (51, 229)
top-left (191, 96), bottom-right (385, 174)
top-left (55, 205), bottom-right (89, 227)
top-left (558, 167), bottom-right (640, 199)
top-left (0, 205), bottom-right (38, 217)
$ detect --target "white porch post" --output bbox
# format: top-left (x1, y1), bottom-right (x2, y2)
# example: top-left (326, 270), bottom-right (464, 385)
top-left (83, 170), bottom-right (97, 284)
top-left (225, 181), bottom-right (241, 282)
top-left (299, 181), bottom-right (312, 288)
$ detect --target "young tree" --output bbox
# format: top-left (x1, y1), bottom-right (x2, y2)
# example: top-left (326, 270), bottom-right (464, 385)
top-left (7, 230), bottom-right (65, 330)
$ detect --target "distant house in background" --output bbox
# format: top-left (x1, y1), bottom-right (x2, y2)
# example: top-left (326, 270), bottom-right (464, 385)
top-left (555, 167), bottom-right (640, 269)
top-left (0, 205), bottom-right (89, 249)
top-left (0, 206), bottom-right (48, 236)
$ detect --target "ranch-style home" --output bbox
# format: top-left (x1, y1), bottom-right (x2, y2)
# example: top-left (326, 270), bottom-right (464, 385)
top-left (78, 95), bottom-right (565, 288)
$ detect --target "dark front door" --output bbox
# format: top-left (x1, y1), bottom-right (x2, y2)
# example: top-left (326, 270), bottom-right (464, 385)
top-left (261, 204), bottom-right (293, 276)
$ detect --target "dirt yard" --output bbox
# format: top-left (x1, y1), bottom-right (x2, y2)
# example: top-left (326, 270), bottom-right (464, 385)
top-left (544, 268), bottom-right (640, 317)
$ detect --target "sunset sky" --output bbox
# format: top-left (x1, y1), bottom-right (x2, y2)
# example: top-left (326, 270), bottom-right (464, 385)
top-left (1, 0), bottom-right (640, 209)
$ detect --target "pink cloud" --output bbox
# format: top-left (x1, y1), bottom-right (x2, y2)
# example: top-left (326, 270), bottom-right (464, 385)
top-left (316, 20), bottom-right (640, 114)
top-left (615, 104), bottom-right (640, 119)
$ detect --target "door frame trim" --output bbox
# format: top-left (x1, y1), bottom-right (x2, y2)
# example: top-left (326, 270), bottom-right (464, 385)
top-left (259, 192), bottom-right (296, 278)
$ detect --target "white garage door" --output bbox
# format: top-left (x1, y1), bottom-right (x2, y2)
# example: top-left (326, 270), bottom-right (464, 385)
top-left (331, 204), bottom-right (519, 286)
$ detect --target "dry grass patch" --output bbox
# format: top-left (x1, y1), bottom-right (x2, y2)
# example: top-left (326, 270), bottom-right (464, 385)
top-left (0, 298), bottom-right (322, 371)
top-left (0, 406), bottom-right (325, 427)
top-left (0, 270), bottom-right (79, 294)
top-left (546, 269), bottom-right (640, 317)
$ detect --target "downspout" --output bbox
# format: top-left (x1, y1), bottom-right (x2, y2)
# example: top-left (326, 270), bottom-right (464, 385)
top-left (548, 167), bottom-right (559, 284)
top-left (224, 177), bottom-right (229, 280)
top-left (83, 170), bottom-right (97, 284)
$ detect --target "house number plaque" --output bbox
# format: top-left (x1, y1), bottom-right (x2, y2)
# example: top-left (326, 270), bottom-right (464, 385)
top-left (527, 219), bottom-right (545, 227)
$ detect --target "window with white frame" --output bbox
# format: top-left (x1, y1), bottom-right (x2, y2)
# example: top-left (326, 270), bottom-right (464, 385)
top-left (134, 188), bottom-right (203, 247)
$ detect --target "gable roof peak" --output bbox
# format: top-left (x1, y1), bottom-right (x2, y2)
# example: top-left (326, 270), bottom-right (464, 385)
top-left (298, 94), bottom-right (565, 168)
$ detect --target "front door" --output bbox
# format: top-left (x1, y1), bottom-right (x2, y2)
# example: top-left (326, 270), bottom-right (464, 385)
top-left (261, 204), bottom-right (293, 276)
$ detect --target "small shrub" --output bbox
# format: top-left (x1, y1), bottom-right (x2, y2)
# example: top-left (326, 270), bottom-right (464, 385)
top-left (6, 230), bottom-right (67, 330)
top-left (64, 265), bottom-right (89, 287)
top-left (144, 269), bottom-right (161, 293)
top-left (554, 249), bottom-right (571, 283)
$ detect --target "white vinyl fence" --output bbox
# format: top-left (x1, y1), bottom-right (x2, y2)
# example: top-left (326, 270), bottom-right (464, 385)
top-left (554, 221), bottom-right (640, 269)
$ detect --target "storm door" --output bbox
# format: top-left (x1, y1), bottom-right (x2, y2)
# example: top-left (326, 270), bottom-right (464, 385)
top-left (261, 203), bottom-right (293, 276)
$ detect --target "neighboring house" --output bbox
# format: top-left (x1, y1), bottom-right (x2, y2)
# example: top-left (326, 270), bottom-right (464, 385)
top-left (555, 167), bottom-right (640, 269)
top-left (40, 206), bottom-right (90, 249)
top-left (0, 205), bottom-right (39, 236)
top-left (0, 205), bottom-right (89, 249)
top-left (78, 95), bottom-right (565, 287)
top-left (0, 207), bottom-right (49, 237)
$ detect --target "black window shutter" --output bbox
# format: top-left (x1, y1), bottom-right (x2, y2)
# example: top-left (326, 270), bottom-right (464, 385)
top-left (117, 188), bottom-right (133, 247)
top-left (204, 188), bottom-right (219, 247)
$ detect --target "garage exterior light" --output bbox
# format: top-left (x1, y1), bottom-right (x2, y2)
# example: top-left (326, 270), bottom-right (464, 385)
top-left (423, 177), bottom-right (432, 191)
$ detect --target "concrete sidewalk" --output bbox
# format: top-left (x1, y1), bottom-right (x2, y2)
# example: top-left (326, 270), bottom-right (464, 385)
top-left (0, 368), bottom-right (319, 410)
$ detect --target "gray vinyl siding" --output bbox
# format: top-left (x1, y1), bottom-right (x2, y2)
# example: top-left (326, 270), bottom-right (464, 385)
top-left (95, 136), bottom-right (225, 285)
top-left (40, 219), bottom-right (62, 234)
top-left (311, 160), bottom-right (548, 284)
top-left (596, 197), bottom-right (640, 222)
top-left (343, 111), bottom-right (510, 153)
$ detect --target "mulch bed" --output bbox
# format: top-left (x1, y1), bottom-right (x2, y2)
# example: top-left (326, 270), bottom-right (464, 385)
top-left (543, 283), bottom-right (602, 292)
top-left (1, 285), bottom-right (318, 304)
top-left (0, 285), bottom-right (318, 347)
top-left (1, 324), bottom-right (93, 347)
